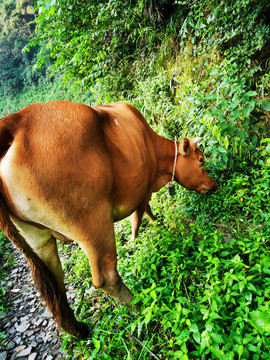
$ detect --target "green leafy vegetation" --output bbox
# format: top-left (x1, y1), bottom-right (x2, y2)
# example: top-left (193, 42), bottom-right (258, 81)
top-left (0, 0), bottom-right (40, 96)
top-left (0, 0), bottom-right (270, 359)
top-left (0, 232), bottom-right (13, 314)
top-left (58, 175), bottom-right (270, 359)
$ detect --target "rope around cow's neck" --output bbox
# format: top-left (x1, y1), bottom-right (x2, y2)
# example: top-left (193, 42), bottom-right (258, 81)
top-left (171, 140), bottom-right (178, 183)
top-left (167, 140), bottom-right (178, 196)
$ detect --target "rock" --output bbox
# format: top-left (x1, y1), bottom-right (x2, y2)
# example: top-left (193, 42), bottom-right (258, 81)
top-left (0, 246), bottom-right (67, 359)
top-left (35, 318), bottom-right (43, 327)
top-left (27, 330), bottom-right (34, 337)
top-left (17, 347), bottom-right (32, 358)
top-left (41, 309), bottom-right (52, 319)
top-left (15, 337), bottom-right (23, 345)
top-left (36, 338), bottom-right (44, 345)
top-left (6, 341), bottom-right (15, 350)
top-left (28, 353), bottom-right (37, 360)
top-left (15, 321), bottom-right (30, 333)
top-left (8, 326), bottom-right (16, 334)
top-left (0, 352), bottom-right (7, 360)
top-left (15, 346), bottom-right (26, 354)
top-left (29, 341), bottom-right (37, 348)
top-left (42, 320), bottom-right (48, 327)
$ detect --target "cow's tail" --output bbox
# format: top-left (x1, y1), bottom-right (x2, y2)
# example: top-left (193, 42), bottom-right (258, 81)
top-left (0, 194), bottom-right (89, 338)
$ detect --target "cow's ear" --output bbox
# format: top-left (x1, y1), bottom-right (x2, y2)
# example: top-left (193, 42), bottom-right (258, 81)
top-left (180, 137), bottom-right (190, 156)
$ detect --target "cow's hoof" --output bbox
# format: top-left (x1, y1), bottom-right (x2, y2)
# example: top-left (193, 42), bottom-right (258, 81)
top-left (74, 321), bottom-right (91, 339)
top-left (61, 321), bottom-right (91, 339)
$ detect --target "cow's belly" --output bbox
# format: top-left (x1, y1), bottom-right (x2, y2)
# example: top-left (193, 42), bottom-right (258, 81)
top-left (112, 164), bottom-right (151, 221)
top-left (109, 139), bottom-right (156, 221)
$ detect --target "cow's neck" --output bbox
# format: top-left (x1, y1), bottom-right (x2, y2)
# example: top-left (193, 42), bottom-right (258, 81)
top-left (151, 133), bottom-right (178, 192)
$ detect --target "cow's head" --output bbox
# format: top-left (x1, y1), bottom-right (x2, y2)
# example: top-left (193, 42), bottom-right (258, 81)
top-left (175, 137), bottom-right (216, 194)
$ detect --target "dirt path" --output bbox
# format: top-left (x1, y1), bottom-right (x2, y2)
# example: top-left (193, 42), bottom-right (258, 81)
top-left (0, 243), bottom-right (67, 360)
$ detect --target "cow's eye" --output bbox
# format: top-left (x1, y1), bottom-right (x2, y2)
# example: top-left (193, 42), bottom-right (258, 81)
top-left (199, 157), bottom-right (204, 163)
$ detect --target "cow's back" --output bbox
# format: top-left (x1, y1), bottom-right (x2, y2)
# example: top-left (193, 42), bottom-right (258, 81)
top-left (0, 101), bottom-right (157, 234)
top-left (0, 101), bottom-right (113, 231)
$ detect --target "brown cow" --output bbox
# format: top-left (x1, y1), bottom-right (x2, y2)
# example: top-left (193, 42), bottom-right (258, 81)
top-left (0, 101), bottom-right (216, 338)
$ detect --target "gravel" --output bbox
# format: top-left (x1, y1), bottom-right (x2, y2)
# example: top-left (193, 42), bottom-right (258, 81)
top-left (0, 243), bottom-right (68, 360)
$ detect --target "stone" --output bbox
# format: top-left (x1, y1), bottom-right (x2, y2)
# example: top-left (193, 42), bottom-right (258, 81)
top-left (35, 318), bottom-right (43, 327)
top-left (41, 309), bottom-right (52, 319)
top-left (15, 321), bottom-right (30, 333)
top-left (16, 346), bottom-right (26, 353)
top-left (17, 347), bottom-right (32, 358)
top-left (1, 246), bottom-right (68, 360)
top-left (6, 341), bottom-right (15, 350)
top-left (8, 326), bottom-right (16, 334)
top-left (15, 337), bottom-right (23, 345)
top-left (0, 352), bottom-right (7, 360)
top-left (28, 354), bottom-right (37, 360)
top-left (29, 341), bottom-right (37, 348)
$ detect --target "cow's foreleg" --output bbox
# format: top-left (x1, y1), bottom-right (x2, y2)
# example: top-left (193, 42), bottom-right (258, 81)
top-left (130, 196), bottom-right (154, 241)
top-left (10, 218), bottom-right (89, 338)
top-left (145, 203), bottom-right (157, 222)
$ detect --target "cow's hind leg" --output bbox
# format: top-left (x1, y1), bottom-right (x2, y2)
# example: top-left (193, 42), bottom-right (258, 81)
top-left (130, 196), bottom-right (155, 242)
top-left (10, 218), bottom-right (89, 338)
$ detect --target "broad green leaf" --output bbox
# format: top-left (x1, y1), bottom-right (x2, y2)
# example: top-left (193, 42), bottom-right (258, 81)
top-left (212, 125), bottom-right (220, 137)
top-left (250, 310), bottom-right (270, 332)
top-left (242, 118), bottom-right (250, 128)
top-left (190, 323), bottom-right (199, 333)
top-left (144, 309), bottom-right (152, 325)
top-left (245, 90), bottom-right (257, 97)
top-left (221, 153), bottom-right (228, 162)
top-left (262, 102), bottom-right (270, 111)
top-left (176, 329), bottom-right (190, 344)
top-left (217, 146), bottom-right (227, 154)
top-left (210, 332), bottom-right (224, 343)
top-left (252, 135), bottom-right (258, 145)
top-left (224, 136), bottom-right (229, 150)
top-left (204, 93), bottom-right (217, 101)
top-left (238, 344), bottom-right (244, 358)
top-left (236, 130), bottom-right (246, 139)
top-left (193, 332), bottom-right (201, 344)
top-left (243, 104), bottom-right (253, 118)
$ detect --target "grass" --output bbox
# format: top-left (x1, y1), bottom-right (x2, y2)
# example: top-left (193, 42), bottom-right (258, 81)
top-left (0, 233), bottom-right (13, 312)
top-left (0, 232), bottom-right (14, 347)
top-left (58, 164), bottom-right (270, 360)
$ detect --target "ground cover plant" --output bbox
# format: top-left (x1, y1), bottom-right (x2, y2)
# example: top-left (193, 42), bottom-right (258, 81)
top-left (56, 155), bottom-right (270, 359)
top-left (0, 232), bottom-right (14, 347)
